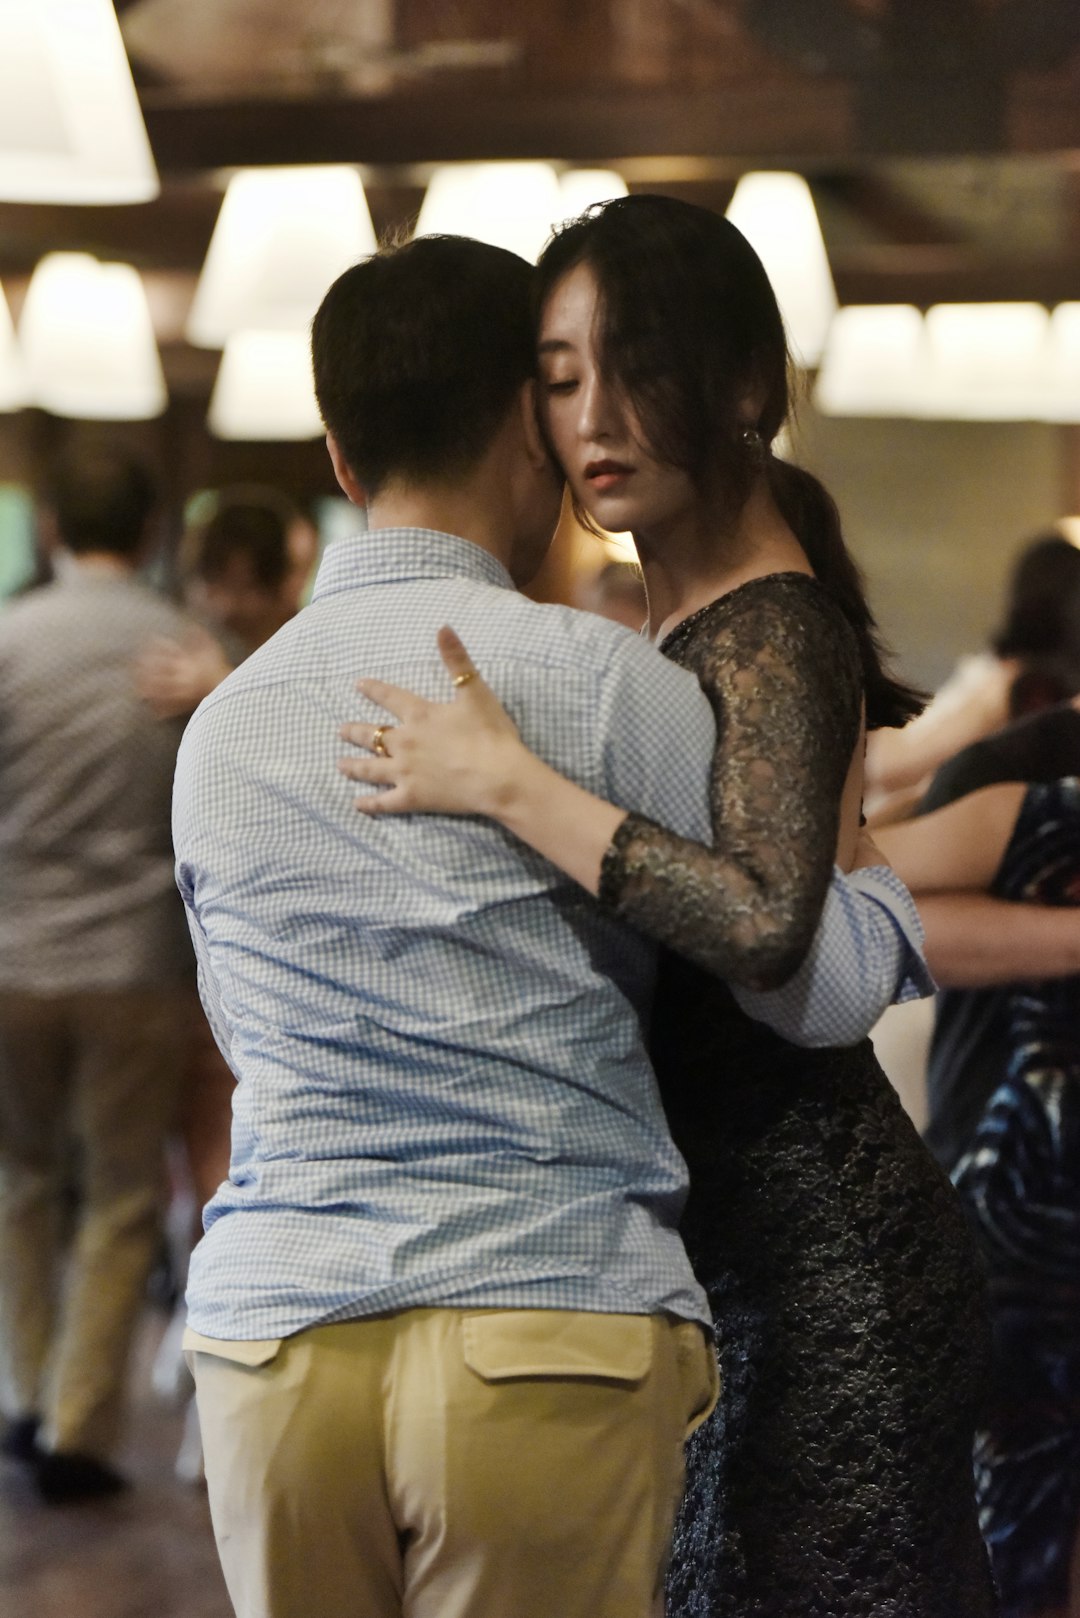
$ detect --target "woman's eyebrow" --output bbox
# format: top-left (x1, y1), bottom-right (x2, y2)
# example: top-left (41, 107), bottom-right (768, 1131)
top-left (537, 338), bottom-right (572, 354)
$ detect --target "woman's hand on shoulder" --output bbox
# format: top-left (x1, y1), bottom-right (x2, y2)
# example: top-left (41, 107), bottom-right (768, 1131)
top-left (338, 626), bottom-right (528, 819)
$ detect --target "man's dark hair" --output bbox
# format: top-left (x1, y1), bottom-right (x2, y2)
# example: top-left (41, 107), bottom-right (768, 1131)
top-left (42, 448), bottom-right (157, 558)
top-left (193, 490), bottom-right (294, 590)
top-left (311, 235), bottom-right (535, 497)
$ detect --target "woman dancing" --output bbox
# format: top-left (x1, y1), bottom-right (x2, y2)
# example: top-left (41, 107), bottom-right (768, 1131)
top-left (339, 196), bottom-right (996, 1616)
top-left (880, 776), bottom-right (1080, 1618)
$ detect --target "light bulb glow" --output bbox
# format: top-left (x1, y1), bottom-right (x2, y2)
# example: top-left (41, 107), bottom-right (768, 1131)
top-left (921, 303), bottom-right (1050, 420)
top-left (0, 0), bottom-right (159, 204)
top-left (415, 163), bottom-right (564, 263)
top-left (557, 169), bottom-right (628, 226)
top-left (726, 172), bottom-right (837, 367)
top-left (188, 167), bottom-right (377, 348)
top-left (20, 253), bottom-right (166, 419)
top-left (208, 331), bottom-right (323, 441)
top-left (814, 305), bottom-right (927, 417)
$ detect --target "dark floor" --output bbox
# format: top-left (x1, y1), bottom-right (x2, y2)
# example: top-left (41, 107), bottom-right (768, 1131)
top-left (0, 1313), bottom-right (232, 1618)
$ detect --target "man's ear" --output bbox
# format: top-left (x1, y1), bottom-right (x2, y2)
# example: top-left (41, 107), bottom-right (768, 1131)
top-left (518, 380), bottom-right (554, 473)
top-left (326, 432), bottom-right (366, 506)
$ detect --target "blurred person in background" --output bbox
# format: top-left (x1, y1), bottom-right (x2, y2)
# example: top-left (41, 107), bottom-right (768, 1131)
top-left (878, 773), bottom-right (1080, 1618)
top-left (866, 531), bottom-right (1080, 824)
top-left (0, 448), bottom-right (193, 1504)
top-left (909, 590), bottom-right (1080, 1180)
top-left (136, 486), bottom-right (319, 721)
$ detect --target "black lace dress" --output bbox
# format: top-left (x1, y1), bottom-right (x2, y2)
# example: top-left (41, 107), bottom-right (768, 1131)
top-left (598, 575), bottom-right (996, 1618)
top-left (954, 777), bottom-right (1080, 1618)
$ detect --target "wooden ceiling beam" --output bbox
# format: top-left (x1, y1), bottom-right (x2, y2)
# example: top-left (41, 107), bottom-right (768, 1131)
top-left (136, 70), bottom-right (1080, 175)
top-left (140, 83), bottom-right (855, 172)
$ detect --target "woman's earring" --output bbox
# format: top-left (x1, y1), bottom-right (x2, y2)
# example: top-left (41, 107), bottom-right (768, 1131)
top-left (739, 426), bottom-right (767, 467)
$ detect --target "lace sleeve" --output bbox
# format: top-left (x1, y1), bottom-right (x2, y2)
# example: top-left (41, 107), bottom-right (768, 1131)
top-left (598, 575), bottom-right (863, 990)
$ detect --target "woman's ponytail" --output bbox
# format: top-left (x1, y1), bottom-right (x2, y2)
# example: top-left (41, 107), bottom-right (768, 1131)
top-left (765, 456), bottom-right (924, 730)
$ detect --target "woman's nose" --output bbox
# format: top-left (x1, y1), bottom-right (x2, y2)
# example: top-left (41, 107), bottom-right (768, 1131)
top-left (578, 374), bottom-right (617, 441)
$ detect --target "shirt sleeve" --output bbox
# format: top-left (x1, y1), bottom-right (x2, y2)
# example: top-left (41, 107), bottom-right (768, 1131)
top-left (731, 864), bottom-right (936, 1047)
top-left (181, 893), bottom-right (237, 1078)
top-left (174, 721), bottom-right (237, 1077)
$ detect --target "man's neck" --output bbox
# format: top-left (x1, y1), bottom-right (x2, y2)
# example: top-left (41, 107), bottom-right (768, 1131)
top-left (364, 480), bottom-right (515, 578)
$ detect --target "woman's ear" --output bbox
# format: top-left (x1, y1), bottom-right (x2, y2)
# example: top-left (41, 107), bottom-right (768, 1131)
top-left (325, 432), bottom-right (366, 506)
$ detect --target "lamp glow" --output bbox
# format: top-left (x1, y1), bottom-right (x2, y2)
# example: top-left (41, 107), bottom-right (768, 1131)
top-left (1041, 304), bottom-right (1080, 424)
top-left (20, 253), bottom-right (166, 419)
top-left (557, 169), bottom-right (628, 225)
top-left (414, 163), bottom-right (563, 263)
top-left (0, 0), bottom-right (158, 204)
top-left (208, 331), bottom-right (323, 441)
top-left (726, 172), bottom-right (837, 367)
top-left (187, 167), bottom-right (377, 348)
top-left (814, 305), bottom-right (927, 418)
top-left (921, 303), bottom-right (1050, 421)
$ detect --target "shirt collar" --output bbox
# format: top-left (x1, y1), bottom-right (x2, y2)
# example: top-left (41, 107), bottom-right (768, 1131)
top-left (312, 528), bottom-right (516, 603)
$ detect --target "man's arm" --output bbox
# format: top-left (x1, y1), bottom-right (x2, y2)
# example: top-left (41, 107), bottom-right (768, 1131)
top-left (731, 865), bottom-right (935, 1047)
top-left (916, 892), bottom-right (1080, 989)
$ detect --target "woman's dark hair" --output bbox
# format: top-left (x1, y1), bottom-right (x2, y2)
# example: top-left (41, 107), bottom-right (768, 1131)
top-left (535, 194), bottom-right (922, 729)
top-left (992, 532), bottom-right (1080, 661)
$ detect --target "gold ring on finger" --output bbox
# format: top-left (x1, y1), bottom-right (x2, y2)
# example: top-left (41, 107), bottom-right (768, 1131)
top-left (452, 669), bottom-right (478, 688)
top-left (372, 725), bottom-right (391, 757)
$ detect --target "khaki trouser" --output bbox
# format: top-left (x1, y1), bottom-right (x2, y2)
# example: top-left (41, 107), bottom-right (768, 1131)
top-left (188, 1307), bottom-right (718, 1618)
top-left (0, 987), bottom-right (184, 1455)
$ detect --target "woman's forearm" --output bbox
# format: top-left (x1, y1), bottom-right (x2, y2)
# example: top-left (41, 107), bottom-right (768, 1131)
top-left (489, 750), bottom-right (626, 894)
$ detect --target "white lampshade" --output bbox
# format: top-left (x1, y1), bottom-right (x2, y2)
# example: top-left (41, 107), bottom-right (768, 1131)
top-left (557, 169), bottom-right (628, 226)
top-left (726, 172), bottom-right (838, 367)
top-left (415, 162), bottom-right (563, 263)
top-left (0, 0), bottom-right (158, 204)
top-left (921, 303), bottom-right (1050, 421)
top-left (0, 283), bottom-right (27, 411)
top-left (814, 305), bottom-right (927, 418)
top-left (187, 166), bottom-right (377, 348)
top-left (1041, 304), bottom-right (1080, 423)
top-left (20, 253), bottom-right (166, 419)
top-left (208, 331), bottom-right (323, 441)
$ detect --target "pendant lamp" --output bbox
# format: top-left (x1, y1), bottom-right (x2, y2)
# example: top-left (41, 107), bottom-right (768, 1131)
top-left (208, 331), bottom-right (323, 441)
top-left (726, 172), bottom-right (837, 367)
top-left (814, 305), bottom-right (927, 418)
top-left (20, 252), bottom-right (166, 419)
top-left (0, 0), bottom-right (158, 203)
top-left (414, 163), bottom-right (563, 263)
top-left (187, 167), bottom-right (377, 349)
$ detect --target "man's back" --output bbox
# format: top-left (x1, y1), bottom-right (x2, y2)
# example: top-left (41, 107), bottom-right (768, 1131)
top-left (0, 568), bottom-right (192, 992)
top-left (175, 529), bottom-right (717, 1340)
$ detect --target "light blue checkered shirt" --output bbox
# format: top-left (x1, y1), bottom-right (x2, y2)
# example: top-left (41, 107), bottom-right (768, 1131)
top-left (175, 529), bottom-right (931, 1341)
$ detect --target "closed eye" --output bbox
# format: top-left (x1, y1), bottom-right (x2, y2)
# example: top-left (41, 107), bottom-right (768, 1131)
top-left (543, 378), bottom-right (578, 395)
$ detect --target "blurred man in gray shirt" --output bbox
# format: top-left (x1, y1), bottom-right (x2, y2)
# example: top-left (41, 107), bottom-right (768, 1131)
top-left (0, 448), bottom-right (193, 1503)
